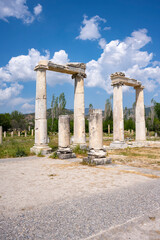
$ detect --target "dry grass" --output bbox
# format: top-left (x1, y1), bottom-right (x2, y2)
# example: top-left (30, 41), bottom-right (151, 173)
top-left (109, 147), bottom-right (160, 170)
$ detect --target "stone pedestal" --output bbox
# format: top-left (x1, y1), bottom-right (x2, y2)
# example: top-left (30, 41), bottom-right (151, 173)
top-left (135, 87), bottom-right (146, 141)
top-left (108, 124), bottom-right (110, 134)
top-left (0, 126), bottom-right (2, 144)
top-left (110, 83), bottom-right (127, 149)
top-left (4, 131), bottom-right (6, 138)
top-left (57, 115), bottom-right (76, 159)
top-left (84, 109), bottom-right (111, 165)
top-left (31, 129), bottom-right (34, 136)
top-left (30, 69), bottom-right (51, 155)
top-left (72, 73), bottom-right (86, 148)
top-left (25, 130), bottom-right (27, 137)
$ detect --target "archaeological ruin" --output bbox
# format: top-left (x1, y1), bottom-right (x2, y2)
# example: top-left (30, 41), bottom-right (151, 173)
top-left (30, 60), bottom-right (86, 154)
top-left (110, 72), bottom-right (146, 149)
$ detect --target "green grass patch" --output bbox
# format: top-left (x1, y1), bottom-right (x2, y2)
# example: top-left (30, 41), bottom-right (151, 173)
top-left (49, 152), bottom-right (58, 159)
top-left (0, 136), bottom-right (35, 158)
top-left (73, 145), bottom-right (87, 155)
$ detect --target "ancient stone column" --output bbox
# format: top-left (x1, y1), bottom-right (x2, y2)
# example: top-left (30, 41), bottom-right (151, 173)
top-left (31, 129), bottom-right (34, 136)
top-left (28, 125), bottom-right (31, 131)
top-left (89, 109), bottom-right (103, 150)
top-left (135, 86), bottom-right (146, 141)
top-left (18, 131), bottom-right (20, 137)
top-left (113, 83), bottom-right (124, 141)
top-left (83, 109), bottom-right (111, 165)
top-left (72, 73), bottom-right (86, 148)
top-left (57, 115), bottom-right (75, 159)
top-left (30, 63), bottom-right (51, 154)
top-left (110, 83), bottom-right (127, 148)
top-left (0, 126), bottom-right (2, 144)
top-left (11, 131), bottom-right (13, 137)
top-left (108, 124), bottom-right (110, 134)
top-left (25, 130), bottom-right (27, 137)
top-left (4, 131), bottom-right (6, 138)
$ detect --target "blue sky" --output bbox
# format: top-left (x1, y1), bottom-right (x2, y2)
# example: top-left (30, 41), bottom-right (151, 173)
top-left (0, 0), bottom-right (160, 113)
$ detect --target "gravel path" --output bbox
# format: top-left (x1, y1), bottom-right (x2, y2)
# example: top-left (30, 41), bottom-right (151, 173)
top-left (0, 156), bottom-right (160, 239)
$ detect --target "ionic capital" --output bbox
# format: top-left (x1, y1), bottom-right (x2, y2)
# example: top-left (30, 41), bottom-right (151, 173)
top-left (72, 73), bottom-right (87, 79)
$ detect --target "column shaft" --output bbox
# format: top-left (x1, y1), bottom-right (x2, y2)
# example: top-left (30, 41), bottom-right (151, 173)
top-left (0, 126), bottom-right (2, 144)
top-left (113, 84), bottom-right (124, 142)
top-left (35, 69), bottom-right (47, 145)
top-left (74, 74), bottom-right (86, 145)
top-left (89, 109), bottom-right (103, 150)
top-left (58, 115), bottom-right (70, 148)
top-left (135, 87), bottom-right (146, 141)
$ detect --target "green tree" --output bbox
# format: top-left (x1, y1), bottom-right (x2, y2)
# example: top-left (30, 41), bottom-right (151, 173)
top-left (59, 92), bottom-right (66, 115)
top-left (89, 103), bottom-right (93, 115)
top-left (0, 113), bottom-right (11, 131)
top-left (54, 97), bottom-right (59, 119)
top-left (51, 94), bottom-right (55, 126)
top-left (104, 98), bottom-right (112, 120)
top-left (11, 111), bottom-right (26, 130)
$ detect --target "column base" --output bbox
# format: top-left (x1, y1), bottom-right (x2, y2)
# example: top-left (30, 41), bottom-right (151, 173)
top-left (110, 141), bottom-right (128, 149)
top-left (83, 148), bottom-right (111, 165)
top-left (57, 147), bottom-right (76, 159)
top-left (30, 145), bottom-right (52, 155)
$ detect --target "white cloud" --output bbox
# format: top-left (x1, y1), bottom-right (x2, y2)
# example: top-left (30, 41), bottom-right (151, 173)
top-left (99, 38), bottom-right (107, 49)
top-left (0, 83), bottom-right (23, 104)
top-left (21, 103), bottom-right (35, 113)
top-left (76, 15), bottom-right (106, 40)
top-left (0, 0), bottom-right (42, 23)
top-left (0, 49), bottom-right (71, 110)
top-left (86, 29), bottom-right (160, 93)
top-left (34, 4), bottom-right (42, 16)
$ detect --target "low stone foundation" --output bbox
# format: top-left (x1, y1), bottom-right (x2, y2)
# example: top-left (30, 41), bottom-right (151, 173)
top-left (83, 148), bottom-right (111, 165)
top-left (110, 141), bottom-right (128, 149)
top-left (30, 145), bottom-right (52, 155)
top-left (57, 147), bottom-right (76, 159)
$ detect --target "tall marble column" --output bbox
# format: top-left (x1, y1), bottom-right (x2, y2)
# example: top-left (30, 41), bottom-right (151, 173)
top-left (135, 86), bottom-right (146, 141)
top-left (113, 83), bottom-right (124, 141)
top-left (0, 126), bottom-right (2, 144)
top-left (72, 73), bottom-right (86, 148)
top-left (110, 83), bottom-right (127, 148)
top-left (30, 68), bottom-right (51, 154)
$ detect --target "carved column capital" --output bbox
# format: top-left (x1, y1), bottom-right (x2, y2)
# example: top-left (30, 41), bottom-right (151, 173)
top-left (72, 73), bottom-right (87, 79)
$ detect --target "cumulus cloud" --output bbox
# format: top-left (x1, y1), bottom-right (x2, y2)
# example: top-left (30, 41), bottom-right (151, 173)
top-left (0, 49), bottom-right (71, 111)
top-left (0, 0), bottom-right (42, 23)
top-left (1, 28), bottom-right (160, 112)
top-left (34, 4), bottom-right (42, 16)
top-left (21, 103), bottom-right (35, 113)
top-left (76, 15), bottom-right (106, 40)
top-left (86, 29), bottom-right (160, 93)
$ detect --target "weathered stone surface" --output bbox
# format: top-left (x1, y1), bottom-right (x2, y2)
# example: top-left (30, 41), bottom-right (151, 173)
top-left (18, 131), bottom-right (20, 137)
top-left (4, 131), bottom-right (6, 138)
top-left (34, 61), bottom-right (86, 76)
top-left (58, 115), bottom-right (70, 148)
top-left (111, 72), bottom-right (142, 87)
top-left (89, 109), bottom-right (103, 150)
top-left (0, 126), bottom-right (2, 144)
top-left (135, 87), bottom-right (146, 141)
top-left (112, 84), bottom-right (124, 142)
top-left (83, 157), bottom-right (111, 165)
top-left (110, 141), bottom-right (128, 149)
top-left (73, 74), bottom-right (86, 146)
top-left (30, 69), bottom-right (51, 154)
top-left (57, 152), bottom-right (76, 159)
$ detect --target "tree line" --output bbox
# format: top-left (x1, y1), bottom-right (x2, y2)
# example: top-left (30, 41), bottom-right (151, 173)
top-left (1, 93), bottom-right (160, 135)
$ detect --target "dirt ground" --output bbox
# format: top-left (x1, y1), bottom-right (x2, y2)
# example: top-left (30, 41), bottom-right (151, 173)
top-left (0, 156), bottom-right (160, 216)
